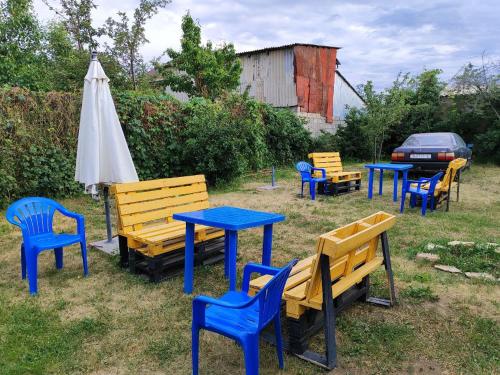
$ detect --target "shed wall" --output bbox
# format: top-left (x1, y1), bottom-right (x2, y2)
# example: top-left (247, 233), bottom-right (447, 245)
top-left (293, 45), bottom-right (337, 123)
top-left (333, 73), bottom-right (365, 121)
top-left (238, 48), bottom-right (297, 107)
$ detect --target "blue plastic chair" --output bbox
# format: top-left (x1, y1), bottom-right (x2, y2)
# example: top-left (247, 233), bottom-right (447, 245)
top-left (295, 161), bottom-right (327, 200)
top-left (192, 259), bottom-right (298, 375)
top-left (400, 172), bottom-right (443, 216)
top-left (5, 197), bottom-right (88, 295)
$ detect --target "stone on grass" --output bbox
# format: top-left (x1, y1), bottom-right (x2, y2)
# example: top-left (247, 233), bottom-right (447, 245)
top-left (464, 272), bottom-right (496, 281)
top-left (416, 253), bottom-right (440, 262)
top-left (426, 243), bottom-right (446, 251)
top-left (447, 240), bottom-right (474, 247)
top-left (434, 264), bottom-right (462, 274)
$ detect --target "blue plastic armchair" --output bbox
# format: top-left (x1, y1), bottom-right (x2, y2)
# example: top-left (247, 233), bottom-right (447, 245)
top-left (192, 259), bottom-right (297, 375)
top-left (400, 172), bottom-right (443, 216)
top-left (5, 197), bottom-right (88, 295)
top-left (295, 161), bottom-right (327, 200)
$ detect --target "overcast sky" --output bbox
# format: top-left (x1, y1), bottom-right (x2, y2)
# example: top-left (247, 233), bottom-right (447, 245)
top-left (34, 0), bottom-right (499, 90)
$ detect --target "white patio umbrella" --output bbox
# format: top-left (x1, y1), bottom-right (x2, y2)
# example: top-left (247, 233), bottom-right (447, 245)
top-left (75, 52), bottom-right (138, 243)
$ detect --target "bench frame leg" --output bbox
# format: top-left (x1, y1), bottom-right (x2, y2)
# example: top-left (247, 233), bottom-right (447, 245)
top-left (119, 235), bottom-right (129, 268)
top-left (366, 231), bottom-right (396, 307)
top-left (292, 231), bottom-right (397, 370)
top-left (294, 253), bottom-right (337, 370)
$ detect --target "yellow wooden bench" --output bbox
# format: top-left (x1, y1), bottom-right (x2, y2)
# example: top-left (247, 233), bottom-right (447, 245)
top-left (308, 152), bottom-right (362, 194)
top-left (111, 175), bottom-right (224, 278)
top-left (249, 211), bottom-right (396, 369)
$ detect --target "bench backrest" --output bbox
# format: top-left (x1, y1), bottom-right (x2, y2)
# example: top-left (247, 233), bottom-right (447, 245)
top-left (441, 158), bottom-right (467, 189)
top-left (304, 211), bottom-right (396, 302)
top-left (111, 175), bottom-right (210, 235)
top-left (308, 152), bottom-right (344, 174)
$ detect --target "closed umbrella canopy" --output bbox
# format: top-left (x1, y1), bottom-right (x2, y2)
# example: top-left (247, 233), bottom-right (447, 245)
top-left (75, 55), bottom-right (138, 195)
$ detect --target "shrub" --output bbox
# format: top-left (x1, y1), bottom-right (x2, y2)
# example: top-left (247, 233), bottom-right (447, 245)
top-left (0, 87), bottom-right (312, 205)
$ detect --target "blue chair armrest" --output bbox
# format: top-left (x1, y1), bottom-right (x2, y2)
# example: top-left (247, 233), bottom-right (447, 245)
top-left (311, 167), bottom-right (326, 178)
top-left (57, 208), bottom-right (85, 235)
top-left (193, 294), bottom-right (257, 322)
top-left (242, 263), bottom-right (281, 293)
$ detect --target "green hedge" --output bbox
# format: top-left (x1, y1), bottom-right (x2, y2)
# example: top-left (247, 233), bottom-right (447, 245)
top-left (0, 88), bottom-right (311, 207)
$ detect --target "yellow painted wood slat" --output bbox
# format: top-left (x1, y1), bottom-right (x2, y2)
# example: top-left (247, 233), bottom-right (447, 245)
top-left (308, 152), bottom-right (340, 158)
top-left (121, 201), bottom-right (210, 227)
top-left (116, 183), bottom-right (207, 204)
top-left (308, 257), bottom-right (384, 309)
top-left (119, 191), bottom-right (209, 215)
top-left (320, 213), bottom-right (395, 259)
top-left (112, 175), bottom-right (206, 194)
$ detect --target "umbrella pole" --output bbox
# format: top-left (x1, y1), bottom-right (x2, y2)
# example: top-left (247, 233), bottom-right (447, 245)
top-left (103, 185), bottom-right (113, 242)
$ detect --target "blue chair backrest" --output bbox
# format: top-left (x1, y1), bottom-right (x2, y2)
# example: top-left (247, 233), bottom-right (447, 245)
top-left (256, 259), bottom-right (297, 329)
top-left (295, 161), bottom-right (312, 179)
top-left (6, 197), bottom-right (63, 236)
top-left (428, 172), bottom-right (444, 194)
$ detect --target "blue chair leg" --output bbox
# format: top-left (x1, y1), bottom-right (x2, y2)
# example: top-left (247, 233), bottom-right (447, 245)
top-left (20, 244), bottom-right (26, 280)
top-left (421, 195), bottom-right (428, 216)
top-left (300, 181), bottom-right (304, 198)
top-left (243, 335), bottom-right (259, 375)
top-left (310, 181), bottom-right (316, 201)
top-left (430, 196), bottom-right (436, 211)
top-left (192, 324), bottom-right (200, 375)
top-left (410, 193), bottom-right (417, 208)
top-left (54, 247), bottom-right (63, 270)
top-left (274, 314), bottom-right (284, 369)
top-left (26, 251), bottom-right (38, 295)
top-left (80, 239), bottom-right (89, 276)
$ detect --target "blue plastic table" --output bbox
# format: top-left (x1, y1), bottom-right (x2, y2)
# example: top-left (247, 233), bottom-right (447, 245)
top-left (173, 206), bottom-right (285, 294)
top-left (364, 163), bottom-right (413, 201)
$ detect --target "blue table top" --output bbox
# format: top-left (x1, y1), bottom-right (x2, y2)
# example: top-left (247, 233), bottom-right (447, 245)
top-left (364, 163), bottom-right (413, 171)
top-left (173, 206), bottom-right (285, 231)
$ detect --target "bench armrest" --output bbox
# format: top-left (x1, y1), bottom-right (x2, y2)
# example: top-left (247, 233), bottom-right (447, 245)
top-left (242, 263), bottom-right (281, 293)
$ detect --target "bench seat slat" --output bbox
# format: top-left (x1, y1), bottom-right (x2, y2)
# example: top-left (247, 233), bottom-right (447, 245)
top-left (308, 257), bottom-right (384, 308)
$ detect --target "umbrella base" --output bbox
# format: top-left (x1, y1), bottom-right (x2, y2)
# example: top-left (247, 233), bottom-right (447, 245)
top-left (91, 236), bottom-right (119, 255)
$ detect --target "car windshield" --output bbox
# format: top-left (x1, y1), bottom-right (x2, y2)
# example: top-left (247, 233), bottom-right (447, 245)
top-left (402, 134), bottom-right (454, 147)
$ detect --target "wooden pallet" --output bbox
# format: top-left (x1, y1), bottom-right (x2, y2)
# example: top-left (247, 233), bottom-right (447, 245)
top-left (318, 179), bottom-right (361, 196)
top-left (128, 237), bottom-right (225, 282)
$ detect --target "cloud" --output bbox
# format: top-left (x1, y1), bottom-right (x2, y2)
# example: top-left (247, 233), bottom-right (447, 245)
top-left (33, 0), bottom-right (499, 90)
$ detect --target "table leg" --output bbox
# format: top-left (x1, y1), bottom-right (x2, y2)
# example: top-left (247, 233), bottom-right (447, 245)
top-left (183, 222), bottom-right (195, 294)
top-left (262, 224), bottom-right (273, 266)
top-left (393, 171), bottom-right (399, 202)
top-left (227, 230), bottom-right (238, 291)
top-left (224, 231), bottom-right (229, 277)
top-left (402, 170), bottom-right (409, 196)
top-left (379, 169), bottom-right (384, 195)
top-left (368, 168), bottom-right (374, 199)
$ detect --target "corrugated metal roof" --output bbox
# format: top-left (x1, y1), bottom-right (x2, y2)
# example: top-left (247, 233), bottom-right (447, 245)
top-left (238, 43), bottom-right (342, 65)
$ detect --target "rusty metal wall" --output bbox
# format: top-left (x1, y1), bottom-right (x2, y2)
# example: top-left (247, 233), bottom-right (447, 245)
top-left (238, 48), bottom-right (297, 107)
top-left (294, 45), bottom-right (337, 123)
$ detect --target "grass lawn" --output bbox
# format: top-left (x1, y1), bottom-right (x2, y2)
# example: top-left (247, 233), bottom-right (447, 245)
top-left (0, 162), bottom-right (499, 374)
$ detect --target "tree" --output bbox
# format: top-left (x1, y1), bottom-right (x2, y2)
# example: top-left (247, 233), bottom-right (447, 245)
top-left (42, 0), bottom-right (101, 51)
top-left (157, 12), bottom-right (242, 100)
top-left (452, 58), bottom-right (500, 121)
top-left (360, 79), bottom-right (409, 162)
top-left (0, 0), bottom-right (49, 90)
top-left (105, 0), bottom-right (169, 90)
